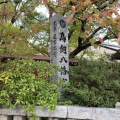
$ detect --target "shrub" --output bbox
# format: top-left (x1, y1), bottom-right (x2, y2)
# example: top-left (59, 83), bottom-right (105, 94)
top-left (63, 58), bottom-right (120, 108)
top-left (0, 58), bottom-right (60, 116)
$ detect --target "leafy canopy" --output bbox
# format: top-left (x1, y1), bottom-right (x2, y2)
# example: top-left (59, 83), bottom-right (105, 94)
top-left (0, 0), bottom-right (120, 57)
top-left (44, 0), bottom-right (120, 57)
top-left (0, 0), bottom-right (49, 56)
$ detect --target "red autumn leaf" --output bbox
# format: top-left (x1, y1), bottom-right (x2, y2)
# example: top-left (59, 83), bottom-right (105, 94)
top-left (99, 38), bottom-right (104, 43)
top-left (71, 6), bottom-right (76, 13)
top-left (33, 71), bottom-right (38, 76)
top-left (43, 0), bottom-right (48, 3)
top-left (67, 17), bottom-right (72, 23)
top-left (103, 9), bottom-right (113, 15)
top-left (87, 15), bottom-right (93, 22)
top-left (103, 9), bottom-right (119, 16)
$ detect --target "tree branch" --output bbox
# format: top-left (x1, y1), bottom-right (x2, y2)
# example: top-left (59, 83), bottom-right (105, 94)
top-left (81, 19), bottom-right (87, 32)
top-left (68, 30), bottom-right (74, 40)
top-left (69, 37), bottom-right (83, 58)
top-left (86, 26), bottom-right (102, 42)
top-left (69, 31), bottom-right (109, 58)
top-left (0, 0), bottom-right (9, 4)
top-left (81, 34), bottom-right (109, 52)
top-left (94, 0), bottom-right (115, 11)
top-left (108, 28), bottom-right (118, 38)
top-left (11, 11), bottom-right (19, 24)
top-left (76, 17), bottom-right (87, 32)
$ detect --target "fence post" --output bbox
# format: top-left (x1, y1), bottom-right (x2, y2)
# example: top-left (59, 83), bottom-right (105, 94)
top-left (53, 118), bottom-right (59, 120)
top-left (48, 118), bottom-right (54, 120)
top-left (13, 116), bottom-right (26, 120)
top-left (115, 102), bottom-right (120, 109)
top-left (0, 115), bottom-right (8, 120)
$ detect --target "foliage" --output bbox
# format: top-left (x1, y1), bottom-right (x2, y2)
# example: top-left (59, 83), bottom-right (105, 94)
top-left (0, 0), bottom-right (49, 56)
top-left (62, 57), bottom-right (120, 108)
top-left (0, 59), bottom-right (60, 117)
top-left (44, 0), bottom-right (120, 58)
top-left (0, 0), bottom-right (120, 57)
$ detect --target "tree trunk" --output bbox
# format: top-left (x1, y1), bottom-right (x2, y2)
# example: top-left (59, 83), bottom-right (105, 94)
top-left (69, 41), bottom-right (101, 58)
top-left (111, 51), bottom-right (120, 60)
top-left (69, 47), bottom-right (82, 58)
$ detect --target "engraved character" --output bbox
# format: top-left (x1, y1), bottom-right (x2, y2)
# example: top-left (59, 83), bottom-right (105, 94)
top-left (59, 45), bottom-right (67, 54)
top-left (60, 32), bottom-right (66, 43)
top-left (59, 57), bottom-right (68, 63)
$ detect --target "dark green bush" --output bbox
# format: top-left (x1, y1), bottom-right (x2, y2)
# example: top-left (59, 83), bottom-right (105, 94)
top-left (63, 58), bottom-right (120, 108)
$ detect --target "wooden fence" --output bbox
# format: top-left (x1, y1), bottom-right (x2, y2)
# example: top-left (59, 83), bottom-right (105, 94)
top-left (0, 102), bottom-right (120, 120)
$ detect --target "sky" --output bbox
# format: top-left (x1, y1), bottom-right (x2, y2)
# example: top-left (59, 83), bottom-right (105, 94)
top-left (36, 5), bottom-right (49, 18)
top-left (35, 0), bottom-right (57, 18)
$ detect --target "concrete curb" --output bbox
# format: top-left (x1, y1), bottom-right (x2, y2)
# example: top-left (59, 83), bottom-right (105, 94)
top-left (0, 103), bottom-right (120, 120)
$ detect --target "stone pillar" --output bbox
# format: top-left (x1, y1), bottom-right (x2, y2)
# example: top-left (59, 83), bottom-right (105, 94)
top-left (115, 102), bottom-right (120, 109)
top-left (50, 14), bottom-right (69, 84)
top-left (0, 115), bottom-right (8, 120)
top-left (48, 118), bottom-right (54, 120)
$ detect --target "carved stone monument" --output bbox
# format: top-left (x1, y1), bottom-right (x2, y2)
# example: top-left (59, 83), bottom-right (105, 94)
top-left (50, 14), bottom-right (69, 82)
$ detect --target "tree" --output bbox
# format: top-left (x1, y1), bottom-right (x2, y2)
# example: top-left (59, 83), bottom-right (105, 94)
top-left (0, 0), bottom-right (120, 58)
top-left (0, 0), bottom-right (49, 56)
top-left (45, 0), bottom-right (120, 58)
